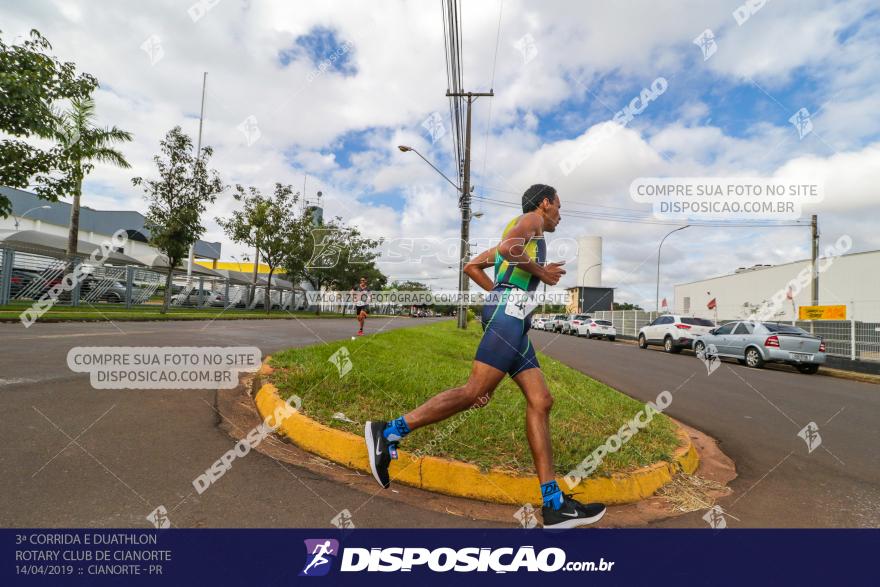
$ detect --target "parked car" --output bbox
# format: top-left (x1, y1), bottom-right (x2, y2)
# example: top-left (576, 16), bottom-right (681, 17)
top-left (532, 315), bottom-right (547, 330)
top-left (562, 314), bottom-right (590, 335)
top-left (79, 277), bottom-right (131, 303)
top-left (172, 288), bottom-right (225, 307)
top-left (547, 314), bottom-right (568, 332)
top-left (638, 315), bottom-right (716, 353)
top-left (577, 318), bottom-right (616, 340)
top-left (8, 269), bottom-right (47, 299)
top-left (694, 321), bottom-right (826, 374)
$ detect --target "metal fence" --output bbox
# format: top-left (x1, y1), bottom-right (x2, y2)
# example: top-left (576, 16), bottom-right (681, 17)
top-left (0, 247), bottom-right (314, 313)
top-left (586, 306), bottom-right (880, 363)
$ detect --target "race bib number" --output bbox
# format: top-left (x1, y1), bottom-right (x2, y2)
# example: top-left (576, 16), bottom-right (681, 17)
top-left (504, 292), bottom-right (536, 320)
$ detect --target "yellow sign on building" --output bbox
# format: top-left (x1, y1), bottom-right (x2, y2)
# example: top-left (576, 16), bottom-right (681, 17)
top-left (798, 305), bottom-right (847, 320)
top-left (196, 260), bottom-right (285, 274)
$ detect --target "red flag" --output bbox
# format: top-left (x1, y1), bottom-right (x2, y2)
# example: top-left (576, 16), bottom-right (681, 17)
top-left (661, 297), bottom-right (668, 308)
top-left (707, 298), bottom-right (717, 310)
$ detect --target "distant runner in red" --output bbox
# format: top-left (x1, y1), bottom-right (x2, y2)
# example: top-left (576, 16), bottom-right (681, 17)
top-left (353, 277), bottom-right (370, 336)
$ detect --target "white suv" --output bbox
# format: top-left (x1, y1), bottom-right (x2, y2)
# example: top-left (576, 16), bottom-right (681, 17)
top-left (638, 315), bottom-right (716, 353)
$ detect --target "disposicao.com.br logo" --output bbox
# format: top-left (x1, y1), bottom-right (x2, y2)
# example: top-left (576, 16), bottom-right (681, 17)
top-left (300, 542), bottom-right (614, 575)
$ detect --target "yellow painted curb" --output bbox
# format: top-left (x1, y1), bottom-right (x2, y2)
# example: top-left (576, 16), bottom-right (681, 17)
top-left (254, 380), bottom-right (700, 506)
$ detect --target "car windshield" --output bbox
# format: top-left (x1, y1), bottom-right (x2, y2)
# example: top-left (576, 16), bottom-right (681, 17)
top-left (595, 320), bottom-right (613, 326)
top-left (574, 315), bottom-right (589, 320)
top-left (555, 315), bottom-right (565, 319)
top-left (763, 323), bottom-right (810, 335)
top-left (681, 317), bottom-right (715, 327)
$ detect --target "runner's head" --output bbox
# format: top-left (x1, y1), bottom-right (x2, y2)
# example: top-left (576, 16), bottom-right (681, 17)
top-left (522, 184), bottom-right (561, 232)
top-left (359, 276), bottom-right (367, 287)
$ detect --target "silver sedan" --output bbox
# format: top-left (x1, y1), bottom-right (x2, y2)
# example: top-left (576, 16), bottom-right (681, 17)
top-left (693, 321), bottom-right (827, 374)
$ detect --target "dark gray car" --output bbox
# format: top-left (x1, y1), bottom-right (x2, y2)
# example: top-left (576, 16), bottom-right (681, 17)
top-left (693, 321), bottom-right (826, 374)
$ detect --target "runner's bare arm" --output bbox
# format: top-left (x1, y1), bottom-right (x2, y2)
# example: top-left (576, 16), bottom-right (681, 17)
top-left (463, 247), bottom-right (498, 292)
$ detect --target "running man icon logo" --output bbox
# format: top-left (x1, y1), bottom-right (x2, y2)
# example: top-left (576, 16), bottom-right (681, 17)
top-left (421, 112), bottom-right (447, 144)
top-left (330, 509), bottom-right (356, 530)
top-left (300, 539), bottom-right (340, 577)
top-left (797, 421), bottom-right (822, 453)
top-left (513, 33), bottom-right (538, 64)
top-left (696, 343), bottom-right (721, 376)
top-left (702, 505), bottom-right (728, 529)
top-left (328, 347), bottom-right (353, 378)
top-left (140, 34), bottom-right (165, 66)
top-left (514, 503), bottom-right (539, 529)
top-left (693, 29), bottom-right (717, 61)
top-left (237, 115), bottom-right (262, 146)
top-left (145, 505), bottom-right (171, 529)
top-left (789, 108), bottom-right (813, 139)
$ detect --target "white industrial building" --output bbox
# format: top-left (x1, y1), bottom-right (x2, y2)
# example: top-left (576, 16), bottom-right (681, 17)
top-left (674, 249), bottom-right (880, 322)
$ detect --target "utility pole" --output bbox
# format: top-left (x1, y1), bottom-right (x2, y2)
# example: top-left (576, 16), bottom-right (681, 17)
top-left (810, 214), bottom-right (819, 306)
top-left (447, 90), bottom-right (493, 329)
top-left (187, 72), bottom-right (207, 285)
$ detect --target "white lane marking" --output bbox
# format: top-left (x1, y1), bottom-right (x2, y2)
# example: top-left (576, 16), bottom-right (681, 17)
top-left (0, 377), bottom-right (42, 386)
top-left (22, 331), bottom-right (162, 339)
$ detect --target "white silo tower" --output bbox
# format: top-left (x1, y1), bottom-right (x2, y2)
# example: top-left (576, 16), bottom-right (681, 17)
top-left (577, 236), bottom-right (602, 287)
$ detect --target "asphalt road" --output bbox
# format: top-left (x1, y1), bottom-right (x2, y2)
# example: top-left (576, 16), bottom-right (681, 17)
top-left (530, 330), bottom-right (880, 527)
top-left (1, 316), bottom-right (877, 529)
top-left (0, 315), bottom-right (498, 529)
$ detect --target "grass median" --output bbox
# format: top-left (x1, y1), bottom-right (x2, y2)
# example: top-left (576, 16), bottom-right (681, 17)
top-left (269, 319), bottom-right (680, 477)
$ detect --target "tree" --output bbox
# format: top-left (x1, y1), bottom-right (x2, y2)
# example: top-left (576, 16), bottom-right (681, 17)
top-left (0, 29), bottom-right (97, 217)
top-left (385, 280), bottom-right (428, 291)
top-left (289, 217), bottom-right (385, 314)
top-left (613, 302), bottom-right (643, 311)
top-left (55, 96), bottom-right (132, 259)
top-left (217, 183), bottom-right (301, 313)
top-left (216, 185), bottom-right (268, 304)
top-left (132, 127), bottom-right (225, 313)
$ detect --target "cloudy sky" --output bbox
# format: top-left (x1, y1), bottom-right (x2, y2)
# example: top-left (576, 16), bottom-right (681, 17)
top-left (3, 0), bottom-right (879, 307)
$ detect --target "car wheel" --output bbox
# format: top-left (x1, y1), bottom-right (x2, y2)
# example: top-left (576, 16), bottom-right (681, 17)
top-left (694, 340), bottom-right (707, 358)
top-left (796, 364), bottom-right (819, 374)
top-left (663, 336), bottom-right (675, 353)
top-left (608, 336), bottom-right (615, 342)
top-left (638, 334), bottom-right (647, 349)
top-left (745, 347), bottom-right (765, 368)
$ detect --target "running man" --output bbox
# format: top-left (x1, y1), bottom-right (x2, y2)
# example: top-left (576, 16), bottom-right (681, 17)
top-left (302, 540), bottom-right (334, 575)
top-left (353, 276), bottom-right (370, 336)
top-left (364, 184), bottom-right (606, 529)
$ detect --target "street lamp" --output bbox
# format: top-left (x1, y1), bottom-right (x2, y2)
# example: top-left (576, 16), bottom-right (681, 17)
top-left (655, 225), bottom-right (690, 313)
top-left (397, 144), bottom-right (473, 329)
top-left (576, 263), bottom-right (601, 313)
top-left (13, 205), bottom-right (51, 230)
top-left (581, 263), bottom-right (601, 285)
top-left (397, 145), bottom-right (460, 191)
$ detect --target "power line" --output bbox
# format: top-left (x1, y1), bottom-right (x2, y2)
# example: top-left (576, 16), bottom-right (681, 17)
top-left (479, 184), bottom-right (652, 215)
top-left (477, 0), bottom-right (503, 217)
top-left (443, 0), bottom-right (467, 185)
